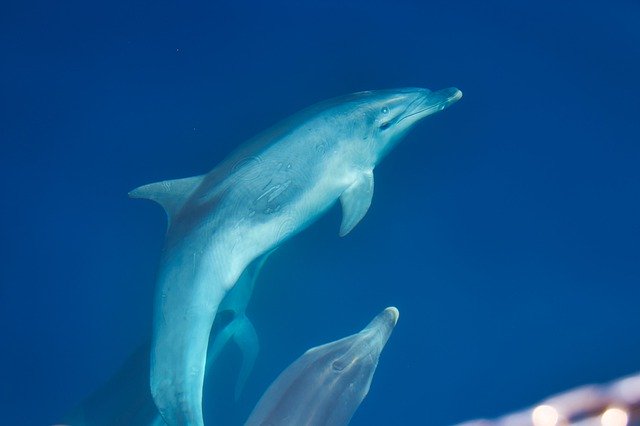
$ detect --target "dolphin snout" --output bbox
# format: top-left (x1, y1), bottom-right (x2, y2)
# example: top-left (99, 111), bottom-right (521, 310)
top-left (383, 306), bottom-right (399, 326)
top-left (439, 87), bottom-right (463, 102)
top-left (428, 87), bottom-right (463, 110)
top-left (360, 306), bottom-right (400, 352)
top-left (396, 87), bottom-right (462, 128)
top-left (366, 306), bottom-right (399, 331)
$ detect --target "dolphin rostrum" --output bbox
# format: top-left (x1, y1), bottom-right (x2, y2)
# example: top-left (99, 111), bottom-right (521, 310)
top-left (245, 306), bottom-right (399, 426)
top-left (130, 87), bottom-right (462, 425)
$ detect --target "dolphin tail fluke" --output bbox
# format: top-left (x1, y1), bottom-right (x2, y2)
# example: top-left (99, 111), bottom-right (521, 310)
top-left (206, 314), bottom-right (237, 366)
top-left (206, 313), bottom-right (260, 401)
top-left (128, 175), bottom-right (204, 225)
top-left (231, 314), bottom-right (259, 401)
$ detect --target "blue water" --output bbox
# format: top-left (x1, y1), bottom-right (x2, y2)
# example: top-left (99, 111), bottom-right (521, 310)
top-left (2, 1), bottom-right (639, 425)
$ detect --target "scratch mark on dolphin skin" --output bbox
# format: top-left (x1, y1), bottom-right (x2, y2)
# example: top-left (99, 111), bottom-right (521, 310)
top-left (233, 156), bottom-right (263, 181)
top-left (315, 142), bottom-right (327, 154)
top-left (276, 217), bottom-right (295, 242)
top-left (189, 366), bottom-right (199, 377)
top-left (267, 180), bottom-right (291, 202)
top-left (256, 180), bottom-right (291, 204)
top-left (161, 291), bottom-right (168, 325)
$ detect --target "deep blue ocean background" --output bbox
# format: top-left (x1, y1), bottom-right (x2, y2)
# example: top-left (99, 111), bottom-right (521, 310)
top-left (2, 1), bottom-right (640, 425)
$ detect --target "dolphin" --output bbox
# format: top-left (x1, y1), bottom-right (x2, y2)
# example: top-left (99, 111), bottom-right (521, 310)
top-left (245, 306), bottom-right (399, 426)
top-left (59, 254), bottom-right (268, 426)
top-left (205, 251), bottom-right (272, 402)
top-left (130, 87), bottom-right (462, 425)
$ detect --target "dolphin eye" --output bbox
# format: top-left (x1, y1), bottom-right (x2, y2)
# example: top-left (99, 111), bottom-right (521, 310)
top-left (381, 106), bottom-right (389, 114)
top-left (379, 121), bottom-right (391, 130)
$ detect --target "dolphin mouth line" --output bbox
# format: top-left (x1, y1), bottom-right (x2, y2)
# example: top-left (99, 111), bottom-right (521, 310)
top-left (396, 104), bottom-right (437, 125)
top-left (397, 94), bottom-right (459, 125)
top-left (396, 106), bottom-right (432, 125)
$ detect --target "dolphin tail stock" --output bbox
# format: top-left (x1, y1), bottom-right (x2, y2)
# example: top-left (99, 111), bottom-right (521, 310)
top-left (149, 247), bottom-right (273, 425)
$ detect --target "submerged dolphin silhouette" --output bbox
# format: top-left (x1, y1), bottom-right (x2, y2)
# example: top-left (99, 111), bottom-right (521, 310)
top-left (245, 306), bottom-right (399, 426)
top-left (130, 87), bottom-right (462, 425)
top-left (59, 253), bottom-right (268, 426)
top-left (206, 251), bottom-right (272, 402)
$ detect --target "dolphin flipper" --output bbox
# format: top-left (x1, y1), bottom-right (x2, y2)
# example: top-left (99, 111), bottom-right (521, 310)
top-left (339, 170), bottom-right (374, 236)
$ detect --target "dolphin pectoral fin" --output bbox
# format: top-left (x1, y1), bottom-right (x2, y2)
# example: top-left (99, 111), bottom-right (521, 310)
top-left (129, 175), bottom-right (204, 226)
top-left (231, 315), bottom-right (259, 401)
top-left (339, 170), bottom-right (374, 237)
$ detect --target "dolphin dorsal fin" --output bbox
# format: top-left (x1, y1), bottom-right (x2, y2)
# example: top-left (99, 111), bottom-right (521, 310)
top-left (339, 170), bottom-right (374, 237)
top-left (129, 175), bottom-right (204, 226)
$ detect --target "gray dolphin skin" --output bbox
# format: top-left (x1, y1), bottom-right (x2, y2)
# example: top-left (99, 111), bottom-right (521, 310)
top-left (245, 306), bottom-right (399, 426)
top-left (130, 87), bottom-right (462, 425)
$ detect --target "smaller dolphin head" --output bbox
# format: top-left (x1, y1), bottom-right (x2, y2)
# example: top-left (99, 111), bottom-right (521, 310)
top-left (245, 307), bottom-right (399, 426)
top-left (355, 305), bottom-right (399, 355)
top-left (349, 87), bottom-right (462, 163)
top-left (329, 306), bottom-right (399, 394)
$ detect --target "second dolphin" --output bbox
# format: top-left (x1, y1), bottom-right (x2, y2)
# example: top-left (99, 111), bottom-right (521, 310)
top-left (245, 307), bottom-right (399, 426)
